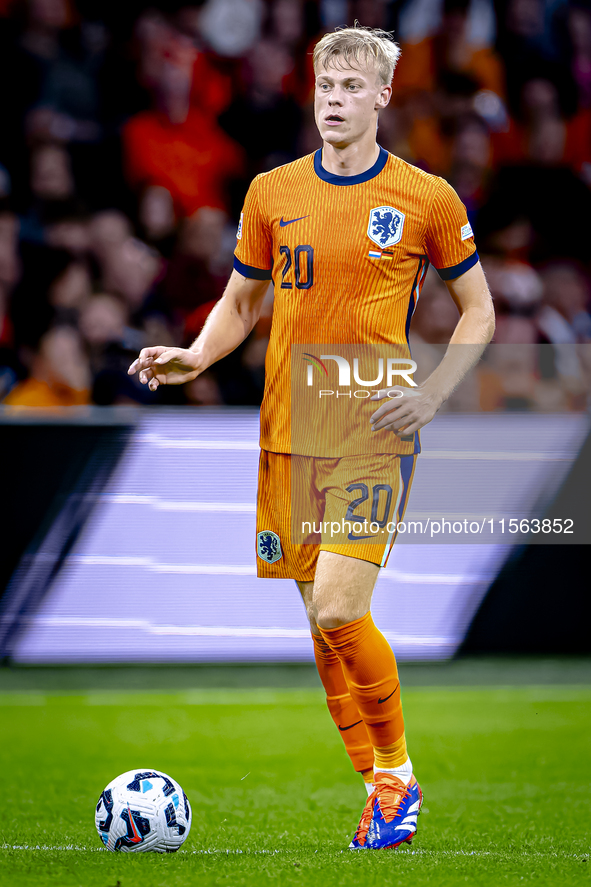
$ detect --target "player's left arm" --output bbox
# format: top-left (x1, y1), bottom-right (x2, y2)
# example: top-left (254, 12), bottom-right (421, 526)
top-left (370, 261), bottom-right (495, 435)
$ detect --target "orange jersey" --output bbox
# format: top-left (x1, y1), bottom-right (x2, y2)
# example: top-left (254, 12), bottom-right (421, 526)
top-left (234, 147), bottom-right (478, 456)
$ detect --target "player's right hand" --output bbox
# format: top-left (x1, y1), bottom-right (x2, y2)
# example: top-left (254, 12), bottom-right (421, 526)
top-left (127, 347), bottom-right (201, 391)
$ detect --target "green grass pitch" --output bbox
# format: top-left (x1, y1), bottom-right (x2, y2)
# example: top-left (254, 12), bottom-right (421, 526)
top-left (0, 662), bottom-right (590, 887)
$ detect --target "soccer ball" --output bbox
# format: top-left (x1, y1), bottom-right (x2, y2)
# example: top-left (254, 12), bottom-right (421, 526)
top-left (95, 769), bottom-right (192, 852)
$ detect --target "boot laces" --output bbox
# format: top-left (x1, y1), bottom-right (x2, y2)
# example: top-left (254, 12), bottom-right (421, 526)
top-left (374, 774), bottom-right (411, 823)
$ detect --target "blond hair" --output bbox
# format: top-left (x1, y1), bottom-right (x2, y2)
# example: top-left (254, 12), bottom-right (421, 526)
top-left (313, 25), bottom-right (401, 86)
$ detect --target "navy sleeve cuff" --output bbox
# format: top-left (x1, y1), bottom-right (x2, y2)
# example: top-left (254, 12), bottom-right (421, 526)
top-left (436, 251), bottom-right (479, 281)
top-left (233, 256), bottom-right (273, 280)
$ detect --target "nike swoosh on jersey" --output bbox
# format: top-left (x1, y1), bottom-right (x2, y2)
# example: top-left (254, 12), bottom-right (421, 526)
top-left (347, 532), bottom-right (379, 541)
top-left (338, 720), bottom-right (363, 731)
top-left (279, 215), bottom-right (309, 226)
top-left (378, 683), bottom-right (399, 704)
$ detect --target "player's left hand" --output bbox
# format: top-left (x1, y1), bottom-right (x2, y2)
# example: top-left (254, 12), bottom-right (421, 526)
top-left (369, 386), bottom-right (441, 436)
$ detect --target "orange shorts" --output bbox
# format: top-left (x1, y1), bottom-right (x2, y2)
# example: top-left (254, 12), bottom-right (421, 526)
top-left (256, 450), bottom-right (417, 581)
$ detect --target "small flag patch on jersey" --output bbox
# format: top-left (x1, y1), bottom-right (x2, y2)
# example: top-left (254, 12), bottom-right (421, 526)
top-left (369, 249), bottom-right (394, 260)
top-left (461, 222), bottom-right (473, 240)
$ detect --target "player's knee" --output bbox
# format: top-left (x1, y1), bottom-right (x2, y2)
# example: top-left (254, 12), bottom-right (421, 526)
top-left (315, 603), bottom-right (360, 630)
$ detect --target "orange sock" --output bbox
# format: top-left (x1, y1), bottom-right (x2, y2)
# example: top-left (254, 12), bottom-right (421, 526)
top-left (319, 612), bottom-right (408, 767)
top-left (311, 632), bottom-right (374, 775)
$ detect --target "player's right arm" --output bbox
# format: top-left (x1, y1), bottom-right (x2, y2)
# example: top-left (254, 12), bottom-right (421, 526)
top-left (128, 270), bottom-right (270, 391)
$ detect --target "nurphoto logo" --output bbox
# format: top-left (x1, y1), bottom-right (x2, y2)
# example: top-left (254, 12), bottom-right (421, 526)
top-left (302, 352), bottom-right (417, 398)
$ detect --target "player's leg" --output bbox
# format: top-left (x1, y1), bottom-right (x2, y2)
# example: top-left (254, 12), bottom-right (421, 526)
top-left (312, 454), bottom-right (414, 777)
top-left (257, 450), bottom-right (421, 847)
top-left (312, 552), bottom-right (409, 777)
top-left (256, 451), bottom-right (374, 783)
top-left (296, 579), bottom-right (374, 789)
top-left (311, 552), bottom-right (422, 849)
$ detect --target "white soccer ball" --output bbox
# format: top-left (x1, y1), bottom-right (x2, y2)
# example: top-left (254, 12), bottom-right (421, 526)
top-left (95, 769), bottom-right (192, 852)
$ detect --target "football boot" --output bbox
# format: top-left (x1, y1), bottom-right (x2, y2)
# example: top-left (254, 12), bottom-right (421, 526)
top-left (349, 772), bottom-right (423, 850)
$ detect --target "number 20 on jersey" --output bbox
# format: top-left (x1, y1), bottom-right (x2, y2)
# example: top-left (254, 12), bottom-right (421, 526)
top-left (280, 245), bottom-right (314, 290)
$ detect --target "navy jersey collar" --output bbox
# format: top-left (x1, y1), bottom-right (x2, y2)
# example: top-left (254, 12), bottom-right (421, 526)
top-left (314, 146), bottom-right (389, 185)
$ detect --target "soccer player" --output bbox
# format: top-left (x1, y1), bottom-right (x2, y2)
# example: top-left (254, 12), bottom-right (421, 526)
top-left (129, 26), bottom-right (495, 850)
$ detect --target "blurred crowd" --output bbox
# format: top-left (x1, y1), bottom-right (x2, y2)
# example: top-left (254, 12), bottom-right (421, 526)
top-left (0, 0), bottom-right (590, 411)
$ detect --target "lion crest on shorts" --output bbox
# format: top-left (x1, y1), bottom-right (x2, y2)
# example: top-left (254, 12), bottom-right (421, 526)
top-left (257, 530), bottom-right (282, 564)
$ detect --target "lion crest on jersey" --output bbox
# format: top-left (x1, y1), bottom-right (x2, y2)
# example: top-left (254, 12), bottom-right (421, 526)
top-left (257, 530), bottom-right (282, 564)
top-left (368, 205), bottom-right (405, 248)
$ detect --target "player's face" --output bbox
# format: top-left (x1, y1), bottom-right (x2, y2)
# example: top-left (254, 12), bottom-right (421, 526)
top-left (314, 60), bottom-right (391, 148)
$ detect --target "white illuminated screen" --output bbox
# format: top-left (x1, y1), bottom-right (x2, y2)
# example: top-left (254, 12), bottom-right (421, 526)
top-left (12, 410), bottom-right (588, 663)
